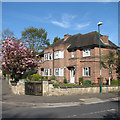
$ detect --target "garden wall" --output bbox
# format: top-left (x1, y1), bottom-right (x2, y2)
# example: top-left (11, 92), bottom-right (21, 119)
top-left (10, 80), bottom-right (119, 96)
top-left (43, 81), bottom-right (120, 96)
top-left (10, 79), bottom-right (25, 95)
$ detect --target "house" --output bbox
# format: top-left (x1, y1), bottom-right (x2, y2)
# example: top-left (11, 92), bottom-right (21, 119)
top-left (38, 31), bottom-right (118, 84)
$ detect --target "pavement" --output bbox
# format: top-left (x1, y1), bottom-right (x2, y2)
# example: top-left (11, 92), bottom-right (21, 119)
top-left (1, 79), bottom-right (120, 108)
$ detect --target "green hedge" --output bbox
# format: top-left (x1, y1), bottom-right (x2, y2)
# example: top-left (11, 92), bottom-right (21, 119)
top-left (30, 74), bottom-right (40, 81)
top-left (111, 80), bottom-right (120, 86)
top-left (83, 80), bottom-right (91, 86)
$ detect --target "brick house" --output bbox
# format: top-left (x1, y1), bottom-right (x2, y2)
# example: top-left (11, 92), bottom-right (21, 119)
top-left (39, 31), bottom-right (118, 84)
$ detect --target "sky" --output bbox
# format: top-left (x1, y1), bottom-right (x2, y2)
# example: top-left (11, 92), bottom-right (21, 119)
top-left (2, 2), bottom-right (118, 45)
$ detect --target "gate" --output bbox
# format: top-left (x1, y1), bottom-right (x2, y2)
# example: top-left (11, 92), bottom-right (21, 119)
top-left (25, 81), bottom-right (42, 96)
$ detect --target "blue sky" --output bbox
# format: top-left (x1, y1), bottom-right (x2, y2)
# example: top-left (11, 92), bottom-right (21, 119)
top-left (2, 2), bottom-right (118, 45)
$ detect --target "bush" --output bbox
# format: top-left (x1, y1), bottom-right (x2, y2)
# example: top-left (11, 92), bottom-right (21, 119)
top-left (91, 82), bottom-right (95, 86)
top-left (50, 75), bottom-right (56, 80)
top-left (111, 80), bottom-right (120, 86)
top-left (40, 76), bottom-right (44, 80)
top-left (45, 76), bottom-right (48, 80)
top-left (83, 80), bottom-right (91, 86)
top-left (2, 70), bottom-right (6, 77)
top-left (22, 69), bottom-right (37, 79)
top-left (31, 74), bottom-right (40, 81)
top-left (79, 77), bottom-right (83, 85)
top-left (53, 82), bottom-right (60, 87)
top-left (64, 77), bottom-right (67, 84)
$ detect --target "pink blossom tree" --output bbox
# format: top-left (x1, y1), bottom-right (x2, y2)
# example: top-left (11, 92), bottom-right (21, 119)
top-left (2, 37), bottom-right (38, 81)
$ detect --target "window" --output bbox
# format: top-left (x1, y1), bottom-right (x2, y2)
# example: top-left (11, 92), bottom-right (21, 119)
top-left (83, 67), bottom-right (91, 77)
top-left (54, 51), bottom-right (64, 59)
top-left (44, 69), bottom-right (52, 76)
top-left (71, 50), bottom-right (74, 58)
top-left (59, 68), bottom-right (64, 76)
top-left (44, 69), bottom-right (49, 76)
top-left (54, 68), bottom-right (59, 76)
top-left (44, 53), bottom-right (52, 61)
top-left (83, 49), bottom-right (91, 57)
top-left (39, 57), bottom-right (42, 63)
top-left (54, 68), bottom-right (64, 76)
top-left (44, 54), bottom-right (48, 61)
top-left (48, 53), bottom-right (52, 60)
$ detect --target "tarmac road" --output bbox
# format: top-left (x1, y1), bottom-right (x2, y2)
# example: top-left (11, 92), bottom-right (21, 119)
top-left (2, 100), bottom-right (120, 118)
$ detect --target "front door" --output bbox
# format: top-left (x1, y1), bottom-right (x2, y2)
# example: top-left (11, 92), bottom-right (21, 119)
top-left (70, 68), bottom-right (75, 83)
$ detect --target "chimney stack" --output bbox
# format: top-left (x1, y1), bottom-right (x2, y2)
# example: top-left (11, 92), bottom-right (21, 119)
top-left (64, 34), bottom-right (71, 41)
top-left (101, 35), bottom-right (109, 44)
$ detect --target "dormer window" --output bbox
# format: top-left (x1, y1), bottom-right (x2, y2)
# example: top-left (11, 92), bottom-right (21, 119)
top-left (83, 48), bottom-right (91, 57)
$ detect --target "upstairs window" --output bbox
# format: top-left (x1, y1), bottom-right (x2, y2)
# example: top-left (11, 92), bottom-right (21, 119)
top-left (83, 49), bottom-right (91, 57)
top-left (44, 53), bottom-right (52, 61)
top-left (83, 67), bottom-right (91, 77)
top-left (54, 51), bottom-right (64, 59)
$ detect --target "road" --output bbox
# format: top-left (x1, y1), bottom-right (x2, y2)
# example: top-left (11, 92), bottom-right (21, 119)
top-left (2, 100), bottom-right (120, 118)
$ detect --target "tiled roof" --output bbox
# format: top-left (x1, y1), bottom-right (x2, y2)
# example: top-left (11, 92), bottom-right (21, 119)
top-left (67, 31), bottom-right (118, 51)
top-left (41, 31), bottom-right (118, 54)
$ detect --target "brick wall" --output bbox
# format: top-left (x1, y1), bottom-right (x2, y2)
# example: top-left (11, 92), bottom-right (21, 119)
top-left (39, 42), bottom-right (117, 84)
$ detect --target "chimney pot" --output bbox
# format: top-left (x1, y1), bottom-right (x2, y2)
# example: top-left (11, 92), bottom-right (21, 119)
top-left (101, 35), bottom-right (109, 44)
top-left (64, 34), bottom-right (71, 41)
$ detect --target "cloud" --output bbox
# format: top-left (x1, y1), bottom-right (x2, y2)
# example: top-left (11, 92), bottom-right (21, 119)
top-left (51, 14), bottom-right (76, 28)
top-left (75, 23), bottom-right (90, 30)
top-left (51, 21), bottom-right (69, 28)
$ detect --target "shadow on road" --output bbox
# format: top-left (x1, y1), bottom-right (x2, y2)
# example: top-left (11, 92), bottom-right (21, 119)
top-left (2, 112), bottom-right (58, 119)
top-left (102, 100), bottom-right (120, 119)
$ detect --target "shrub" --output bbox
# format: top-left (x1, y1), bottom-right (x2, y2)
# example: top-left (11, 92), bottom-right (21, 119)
top-left (53, 82), bottom-right (60, 87)
top-left (2, 70), bottom-right (6, 77)
top-left (83, 80), bottom-right (91, 86)
top-left (64, 77), bottom-right (67, 84)
top-left (31, 74), bottom-right (40, 81)
top-left (79, 77), bottom-right (83, 85)
top-left (50, 75), bottom-right (56, 80)
top-left (22, 69), bottom-right (37, 80)
top-left (40, 76), bottom-right (44, 80)
top-left (44, 76), bottom-right (48, 80)
top-left (91, 82), bottom-right (95, 86)
top-left (111, 80), bottom-right (120, 86)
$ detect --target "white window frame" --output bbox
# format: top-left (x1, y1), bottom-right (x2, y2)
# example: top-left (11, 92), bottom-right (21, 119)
top-left (48, 53), bottom-right (52, 60)
top-left (44, 68), bottom-right (52, 76)
top-left (71, 50), bottom-right (74, 58)
top-left (83, 48), bottom-right (91, 57)
top-left (44, 53), bottom-right (52, 61)
top-left (54, 68), bottom-right (59, 76)
top-left (54, 51), bottom-right (64, 59)
top-left (82, 67), bottom-right (91, 77)
top-left (54, 68), bottom-right (64, 76)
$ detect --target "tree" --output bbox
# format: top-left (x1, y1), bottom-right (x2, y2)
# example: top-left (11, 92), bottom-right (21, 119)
top-left (2, 28), bottom-right (14, 40)
top-left (53, 36), bottom-right (60, 44)
top-left (2, 37), bottom-right (38, 81)
top-left (101, 51), bottom-right (116, 85)
top-left (21, 27), bottom-right (50, 54)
